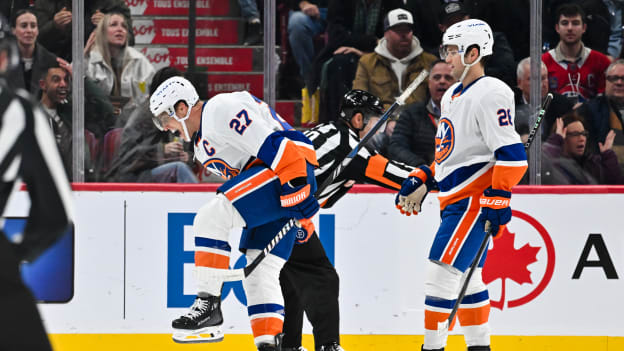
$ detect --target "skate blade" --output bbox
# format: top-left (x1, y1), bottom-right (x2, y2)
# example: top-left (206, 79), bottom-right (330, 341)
top-left (172, 326), bottom-right (224, 343)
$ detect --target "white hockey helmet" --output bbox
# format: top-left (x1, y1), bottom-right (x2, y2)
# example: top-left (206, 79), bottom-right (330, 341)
top-left (149, 76), bottom-right (199, 141)
top-left (440, 18), bottom-right (493, 67)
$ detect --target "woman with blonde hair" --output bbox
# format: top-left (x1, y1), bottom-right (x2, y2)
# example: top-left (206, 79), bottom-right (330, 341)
top-left (85, 12), bottom-right (154, 118)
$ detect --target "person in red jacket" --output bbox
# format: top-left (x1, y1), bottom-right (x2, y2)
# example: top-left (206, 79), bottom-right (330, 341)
top-left (541, 3), bottom-right (611, 104)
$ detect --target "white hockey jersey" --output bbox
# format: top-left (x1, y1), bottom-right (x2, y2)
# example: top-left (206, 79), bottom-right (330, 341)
top-left (193, 91), bottom-right (316, 181)
top-left (433, 76), bottom-right (527, 209)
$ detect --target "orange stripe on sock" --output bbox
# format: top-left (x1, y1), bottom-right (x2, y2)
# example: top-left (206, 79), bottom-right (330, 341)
top-left (365, 154), bottom-right (401, 189)
top-left (457, 304), bottom-right (491, 326)
top-left (195, 251), bottom-right (230, 269)
top-left (250, 317), bottom-right (283, 338)
top-left (440, 195), bottom-right (480, 265)
top-left (425, 309), bottom-right (457, 331)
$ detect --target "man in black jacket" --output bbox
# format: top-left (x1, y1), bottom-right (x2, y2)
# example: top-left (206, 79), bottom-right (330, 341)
top-left (0, 15), bottom-right (73, 351)
top-left (388, 60), bottom-right (455, 167)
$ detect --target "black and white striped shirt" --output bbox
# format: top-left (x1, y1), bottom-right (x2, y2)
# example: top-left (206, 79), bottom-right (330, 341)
top-left (0, 85), bottom-right (73, 262)
top-left (304, 122), bottom-right (414, 208)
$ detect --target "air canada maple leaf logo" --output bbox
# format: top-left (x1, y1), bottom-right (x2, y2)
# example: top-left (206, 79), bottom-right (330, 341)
top-left (482, 210), bottom-right (556, 310)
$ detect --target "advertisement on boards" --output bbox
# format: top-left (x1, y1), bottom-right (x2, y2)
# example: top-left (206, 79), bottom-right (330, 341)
top-left (3, 188), bottom-right (622, 336)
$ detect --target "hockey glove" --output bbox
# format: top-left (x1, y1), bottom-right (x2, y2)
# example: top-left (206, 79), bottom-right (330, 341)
top-left (395, 165), bottom-right (435, 216)
top-left (479, 188), bottom-right (512, 237)
top-left (281, 177), bottom-right (320, 220)
top-left (295, 218), bottom-right (315, 244)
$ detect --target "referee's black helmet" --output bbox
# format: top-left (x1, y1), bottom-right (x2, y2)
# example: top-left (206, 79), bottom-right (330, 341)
top-left (339, 89), bottom-right (384, 127)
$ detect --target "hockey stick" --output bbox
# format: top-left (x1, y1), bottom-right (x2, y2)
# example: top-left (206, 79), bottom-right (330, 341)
top-left (315, 69), bottom-right (430, 197)
top-left (437, 93), bottom-right (553, 334)
top-left (197, 70), bottom-right (430, 283)
top-left (194, 218), bottom-right (300, 282)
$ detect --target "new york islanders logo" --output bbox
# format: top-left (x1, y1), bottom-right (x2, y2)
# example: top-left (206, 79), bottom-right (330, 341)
top-left (204, 158), bottom-right (240, 179)
top-left (435, 118), bottom-right (455, 164)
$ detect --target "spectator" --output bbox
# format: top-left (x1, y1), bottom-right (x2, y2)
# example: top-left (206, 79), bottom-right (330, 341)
top-left (576, 59), bottom-right (624, 169)
top-left (542, 3), bottom-right (611, 103)
top-left (514, 57), bottom-right (574, 140)
top-left (105, 66), bottom-right (198, 183)
top-left (388, 60), bottom-right (456, 167)
top-left (542, 112), bottom-right (623, 184)
top-left (287, 0), bottom-right (328, 127)
top-left (288, 0), bottom-right (328, 88)
top-left (543, 0), bottom-right (622, 60)
top-left (33, 0), bottom-right (134, 61)
top-left (309, 0), bottom-right (404, 125)
top-left (352, 8), bottom-right (437, 111)
top-left (6, 8), bottom-right (56, 96)
top-left (38, 63), bottom-right (97, 180)
top-left (84, 12), bottom-right (155, 122)
top-left (438, 0), bottom-right (516, 88)
top-left (239, 0), bottom-right (262, 45)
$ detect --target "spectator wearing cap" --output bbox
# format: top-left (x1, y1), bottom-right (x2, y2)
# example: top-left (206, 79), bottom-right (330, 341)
top-left (301, 0), bottom-right (403, 125)
top-left (438, 0), bottom-right (517, 88)
top-left (352, 8), bottom-right (437, 111)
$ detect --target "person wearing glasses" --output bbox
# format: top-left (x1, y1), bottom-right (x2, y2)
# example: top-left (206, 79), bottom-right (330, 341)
top-left (542, 111), bottom-right (624, 184)
top-left (576, 59), bottom-right (624, 174)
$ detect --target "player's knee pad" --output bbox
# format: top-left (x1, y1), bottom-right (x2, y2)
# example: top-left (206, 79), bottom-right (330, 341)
top-left (193, 193), bottom-right (246, 241)
top-left (244, 250), bottom-right (287, 306)
top-left (424, 260), bottom-right (463, 299)
top-left (464, 268), bottom-right (486, 296)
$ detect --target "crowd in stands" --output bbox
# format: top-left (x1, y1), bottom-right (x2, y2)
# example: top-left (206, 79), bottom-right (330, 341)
top-left (2, 0), bottom-right (624, 186)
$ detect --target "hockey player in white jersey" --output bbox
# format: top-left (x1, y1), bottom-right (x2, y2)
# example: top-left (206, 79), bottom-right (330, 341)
top-left (150, 77), bottom-right (319, 351)
top-left (395, 19), bottom-right (527, 350)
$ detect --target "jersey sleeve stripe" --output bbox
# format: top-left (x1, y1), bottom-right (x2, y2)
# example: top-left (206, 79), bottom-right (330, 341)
top-left (364, 154), bottom-right (401, 189)
top-left (492, 164), bottom-right (527, 191)
top-left (494, 143), bottom-right (527, 162)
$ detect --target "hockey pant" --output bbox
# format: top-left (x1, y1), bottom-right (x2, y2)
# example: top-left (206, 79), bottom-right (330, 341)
top-left (193, 164), bottom-right (316, 346)
top-left (424, 195), bottom-right (491, 350)
top-left (0, 232), bottom-right (53, 351)
top-left (279, 231), bottom-right (340, 349)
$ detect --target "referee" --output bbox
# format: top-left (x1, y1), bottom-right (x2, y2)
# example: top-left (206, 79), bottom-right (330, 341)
top-left (0, 15), bottom-right (73, 351)
top-left (280, 90), bottom-right (414, 351)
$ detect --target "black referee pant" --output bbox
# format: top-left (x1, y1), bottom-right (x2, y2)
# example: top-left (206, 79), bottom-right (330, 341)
top-left (0, 232), bottom-right (52, 351)
top-left (280, 231), bottom-right (340, 349)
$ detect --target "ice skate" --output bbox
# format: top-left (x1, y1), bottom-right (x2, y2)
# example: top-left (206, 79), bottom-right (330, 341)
top-left (171, 295), bottom-right (224, 343)
top-left (318, 342), bottom-right (345, 351)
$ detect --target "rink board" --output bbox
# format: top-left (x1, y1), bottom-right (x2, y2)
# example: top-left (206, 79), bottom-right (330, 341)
top-left (3, 184), bottom-right (623, 350)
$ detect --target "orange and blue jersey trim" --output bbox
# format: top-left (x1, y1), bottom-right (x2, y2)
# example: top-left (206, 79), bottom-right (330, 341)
top-left (257, 130), bottom-right (318, 185)
top-left (492, 143), bottom-right (528, 191)
top-left (222, 168), bottom-right (278, 203)
top-left (437, 162), bottom-right (492, 210)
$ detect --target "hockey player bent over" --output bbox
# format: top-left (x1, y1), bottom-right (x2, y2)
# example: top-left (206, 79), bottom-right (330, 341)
top-left (395, 19), bottom-right (527, 351)
top-left (149, 77), bottom-right (319, 350)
